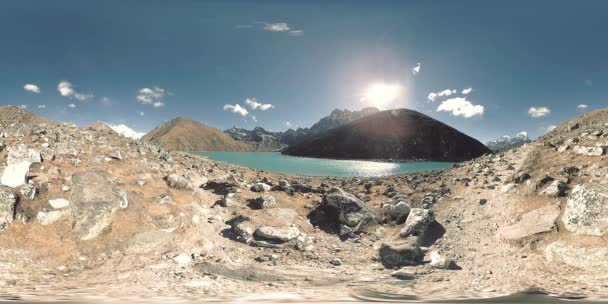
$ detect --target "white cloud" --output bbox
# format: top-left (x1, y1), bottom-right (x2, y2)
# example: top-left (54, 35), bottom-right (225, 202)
top-left (245, 98), bottom-right (274, 111)
top-left (462, 87), bottom-right (473, 94)
top-left (264, 22), bottom-right (290, 32)
top-left (137, 111), bottom-right (145, 116)
top-left (528, 107), bottom-right (551, 118)
top-left (436, 97), bottom-right (484, 118)
top-left (577, 104), bottom-right (588, 109)
top-left (223, 104), bottom-right (249, 116)
top-left (136, 86), bottom-right (167, 107)
top-left (427, 89), bottom-right (457, 102)
top-left (251, 115), bottom-right (257, 122)
top-left (105, 123), bottom-right (145, 139)
top-left (18, 105), bottom-right (27, 109)
top-left (67, 103), bottom-right (76, 109)
top-left (285, 121), bottom-right (292, 127)
top-left (288, 30), bottom-right (304, 36)
top-left (57, 81), bottom-right (93, 101)
top-left (516, 131), bottom-right (528, 138)
top-left (412, 63), bottom-right (421, 75)
top-left (546, 125), bottom-right (557, 133)
top-left (100, 97), bottom-right (111, 106)
top-left (37, 104), bottom-right (46, 109)
top-left (23, 84), bottom-right (40, 94)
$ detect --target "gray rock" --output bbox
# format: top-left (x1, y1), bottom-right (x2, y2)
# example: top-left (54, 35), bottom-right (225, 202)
top-left (380, 238), bottom-right (423, 268)
top-left (251, 182), bottom-right (271, 192)
top-left (19, 183), bottom-right (37, 200)
top-left (165, 174), bottom-right (192, 190)
top-left (70, 170), bottom-right (125, 240)
top-left (253, 195), bottom-right (276, 209)
top-left (546, 241), bottom-right (608, 272)
top-left (497, 205), bottom-right (560, 240)
top-left (0, 186), bottom-right (17, 231)
top-left (562, 185), bottom-right (608, 236)
top-left (429, 251), bottom-right (459, 270)
top-left (400, 208), bottom-right (435, 238)
top-left (573, 145), bottom-right (604, 156)
top-left (49, 198), bottom-right (70, 209)
top-left (382, 201), bottom-right (410, 224)
top-left (54, 142), bottom-right (79, 157)
top-left (255, 226), bottom-right (300, 242)
top-left (322, 187), bottom-right (373, 237)
top-left (513, 172), bottom-right (531, 184)
top-left (6, 144), bottom-right (41, 165)
top-left (540, 180), bottom-right (567, 197)
top-left (36, 209), bottom-right (69, 225)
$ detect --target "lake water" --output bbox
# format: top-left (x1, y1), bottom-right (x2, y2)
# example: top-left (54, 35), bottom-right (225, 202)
top-left (193, 152), bottom-right (454, 177)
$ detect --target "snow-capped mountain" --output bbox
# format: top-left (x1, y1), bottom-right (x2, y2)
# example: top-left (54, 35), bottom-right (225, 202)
top-left (486, 131), bottom-right (531, 152)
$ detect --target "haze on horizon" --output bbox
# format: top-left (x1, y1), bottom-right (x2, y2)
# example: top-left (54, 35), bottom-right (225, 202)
top-left (1, 0), bottom-right (606, 142)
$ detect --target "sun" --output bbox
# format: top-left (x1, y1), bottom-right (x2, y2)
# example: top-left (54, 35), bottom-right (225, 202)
top-left (363, 82), bottom-right (403, 109)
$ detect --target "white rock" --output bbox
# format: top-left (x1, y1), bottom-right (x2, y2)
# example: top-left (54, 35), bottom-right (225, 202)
top-left (0, 161), bottom-right (32, 188)
top-left (36, 210), bottom-right (68, 225)
top-left (173, 253), bottom-right (192, 266)
top-left (49, 198), bottom-right (70, 209)
top-left (563, 185), bottom-right (608, 236)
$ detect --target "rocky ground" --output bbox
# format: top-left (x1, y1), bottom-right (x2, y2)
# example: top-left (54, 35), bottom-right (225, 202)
top-left (1, 106), bottom-right (608, 302)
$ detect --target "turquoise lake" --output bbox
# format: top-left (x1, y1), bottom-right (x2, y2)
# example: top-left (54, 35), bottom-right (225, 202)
top-left (193, 152), bottom-right (454, 177)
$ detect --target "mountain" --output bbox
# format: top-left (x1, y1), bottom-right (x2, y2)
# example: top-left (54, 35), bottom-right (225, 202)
top-left (283, 108), bottom-right (491, 161)
top-left (142, 117), bottom-right (256, 151)
top-left (486, 131), bottom-right (531, 152)
top-left (224, 107), bottom-right (380, 149)
top-left (0, 105), bottom-right (47, 125)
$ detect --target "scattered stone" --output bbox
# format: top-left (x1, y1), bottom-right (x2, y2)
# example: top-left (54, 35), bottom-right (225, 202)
top-left (165, 174), bottom-right (192, 190)
top-left (70, 170), bottom-right (125, 240)
top-left (0, 186), bottom-right (17, 231)
top-left (6, 144), bottom-right (41, 165)
top-left (1, 161), bottom-right (32, 188)
top-left (573, 145), bottom-right (604, 156)
top-left (497, 205), bottom-right (560, 240)
top-left (109, 150), bottom-right (122, 160)
top-left (399, 208), bottom-right (435, 238)
top-left (173, 253), bottom-right (192, 266)
top-left (329, 259), bottom-right (342, 266)
top-left (479, 198), bottom-right (488, 205)
top-left (513, 172), bottom-right (531, 184)
top-left (253, 195), bottom-right (276, 209)
top-left (255, 226), bottom-right (300, 243)
top-left (36, 210), bottom-right (68, 225)
top-left (380, 238), bottom-right (423, 268)
top-left (19, 183), bottom-right (37, 200)
top-left (562, 185), bottom-right (608, 236)
top-left (540, 180), bottom-right (567, 197)
top-left (251, 182), bottom-right (271, 192)
top-left (382, 201), bottom-right (410, 224)
top-left (49, 198), bottom-right (70, 209)
top-left (429, 251), bottom-right (459, 270)
top-left (560, 166), bottom-right (579, 177)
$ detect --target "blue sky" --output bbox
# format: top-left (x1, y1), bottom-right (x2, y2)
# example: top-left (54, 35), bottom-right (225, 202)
top-left (1, 0), bottom-right (606, 142)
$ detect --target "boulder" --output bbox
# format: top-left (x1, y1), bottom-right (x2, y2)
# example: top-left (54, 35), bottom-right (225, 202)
top-left (6, 144), bottom-right (41, 165)
top-left (322, 187), bottom-right (373, 236)
top-left (379, 238), bottom-right (423, 268)
top-left (36, 210), bottom-right (68, 225)
top-left (255, 226), bottom-right (300, 243)
top-left (573, 145), bottom-right (604, 156)
top-left (562, 185), bottom-right (608, 236)
top-left (20, 183), bottom-right (37, 200)
top-left (165, 174), bottom-right (192, 190)
top-left (382, 201), bottom-right (410, 223)
top-left (1, 161), bottom-right (32, 188)
top-left (497, 205), bottom-right (560, 240)
top-left (253, 195), bottom-right (276, 209)
top-left (0, 186), bottom-right (17, 231)
top-left (546, 241), bottom-right (608, 272)
top-left (251, 182), bottom-right (271, 192)
top-left (70, 170), bottom-right (126, 240)
top-left (399, 208), bottom-right (435, 238)
top-left (539, 181), bottom-right (567, 197)
top-left (429, 251), bottom-right (459, 270)
top-left (513, 172), bottom-right (531, 184)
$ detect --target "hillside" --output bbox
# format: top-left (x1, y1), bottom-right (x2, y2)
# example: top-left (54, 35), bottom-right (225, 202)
top-left (0, 105), bottom-right (47, 125)
top-left (142, 117), bottom-right (256, 151)
top-left (283, 108), bottom-right (490, 161)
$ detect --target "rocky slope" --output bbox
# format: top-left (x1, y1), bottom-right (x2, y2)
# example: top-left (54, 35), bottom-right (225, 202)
top-left (225, 107), bottom-right (380, 150)
top-left (284, 108), bottom-right (491, 162)
top-left (1, 106), bottom-right (608, 302)
top-left (486, 131), bottom-right (531, 152)
top-left (142, 117), bottom-right (256, 152)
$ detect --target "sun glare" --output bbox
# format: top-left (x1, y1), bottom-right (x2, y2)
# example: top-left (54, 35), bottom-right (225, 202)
top-left (363, 82), bottom-right (403, 109)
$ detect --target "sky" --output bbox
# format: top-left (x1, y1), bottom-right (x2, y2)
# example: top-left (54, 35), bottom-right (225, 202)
top-left (1, 0), bottom-right (606, 143)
